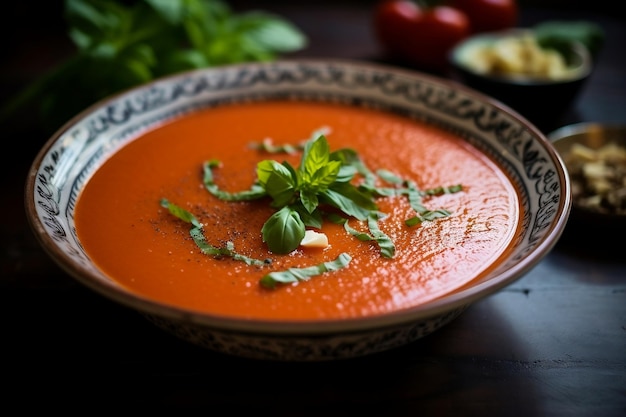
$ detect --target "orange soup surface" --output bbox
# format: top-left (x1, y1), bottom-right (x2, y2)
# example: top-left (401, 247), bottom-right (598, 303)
top-left (75, 101), bottom-right (520, 321)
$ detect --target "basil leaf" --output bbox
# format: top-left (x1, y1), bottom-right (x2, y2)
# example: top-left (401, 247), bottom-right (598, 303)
top-left (263, 162), bottom-right (297, 207)
top-left (402, 181), bottom-right (459, 225)
top-left (257, 160), bottom-right (293, 186)
top-left (307, 160), bottom-right (342, 191)
top-left (144, 0), bottom-right (186, 24)
top-left (240, 12), bottom-right (308, 52)
top-left (160, 198), bottom-right (267, 266)
top-left (332, 215), bottom-right (375, 242)
top-left (367, 213), bottom-right (395, 259)
top-left (329, 212), bottom-right (394, 258)
top-left (203, 160), bottom-right (266, 201)
top-left (300, 134), bottom-right (327, 172)
top-left (300, 189), bottom-right (319, 214)
top-left (334, 164), bottom-right (358, 183)
top-left (334, 182), bottom-right (378, 208)
top-left (160, 198), bottom-right (201, 228)
top-left (292, 204), bottom-right (324, 229)
top-left (423, 184), bottom-right (463, 195)
top-left (320, 189), bottom-right (370, 221)
top-left (261, 206), bottom-right (305, 254)
top-left (300, 135), bottom-right (341, 190)
top-left (329, 147), bottom-right (359, 165)
top-left (420, 209), bottom-right (452, 221)
top-left (189, 226), bottom-right (223, 256)
top-left (405, 216), bottom-right (422, 227)
top-left (259, 253), bottom-right (352, 289)
top-left (405, 180), bottom-right (428, 214)
top-left (250, 138), bottom-right (305, 154)
top-left (376, 169), bottom-right (404, 185)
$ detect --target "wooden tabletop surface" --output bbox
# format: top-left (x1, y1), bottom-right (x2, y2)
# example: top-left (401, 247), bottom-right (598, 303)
top-left (2, 1), bottom-right (624, 414)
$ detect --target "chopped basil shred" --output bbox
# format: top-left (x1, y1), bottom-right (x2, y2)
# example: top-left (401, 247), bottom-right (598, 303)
top-left (367, 213), bottom-right (396, 258)
top-left (160, 198), bottom-right (350, 287)
top-left (160, 199), bottom-right (268, 266)
top-left (402, 180), bottom-right (458, 225)
top-left (203, 160), bottom-right (266, 201)
top-left (161, 128), bottom-right (463, 289)
top-left (249, 126), bottom-right (331, 154)
top-left (327, 212), bottom-right (395, 259)
top-left (260, 253), bottom-right (352, 289)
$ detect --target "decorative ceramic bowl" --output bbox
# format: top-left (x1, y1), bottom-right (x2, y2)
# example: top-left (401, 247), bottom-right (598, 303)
top-left (25, 60), bottom-right (571, 361)
top-left (448, 28), bottom-right (593, 131)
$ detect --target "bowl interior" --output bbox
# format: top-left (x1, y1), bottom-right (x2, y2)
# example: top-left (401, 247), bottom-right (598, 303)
top-left (549, 123), bottom-right (626, 237)
top-left (25, 60), bottom-right (571, 334)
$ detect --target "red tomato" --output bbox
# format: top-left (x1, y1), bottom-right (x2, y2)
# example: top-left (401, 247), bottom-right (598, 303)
top-left (374, 0), bottom-right (470, 72)
top-left (447, 0), bottom-right (518, 34)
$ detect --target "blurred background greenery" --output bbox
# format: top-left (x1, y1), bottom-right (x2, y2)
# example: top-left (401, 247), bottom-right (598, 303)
top-left (1, 0), bottom-right (622, 138)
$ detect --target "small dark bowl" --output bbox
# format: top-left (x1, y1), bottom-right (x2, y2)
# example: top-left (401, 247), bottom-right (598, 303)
top-left (548, 123), bottom-right (626, 247)
top-left (449, 29), bottom-right (593, 131)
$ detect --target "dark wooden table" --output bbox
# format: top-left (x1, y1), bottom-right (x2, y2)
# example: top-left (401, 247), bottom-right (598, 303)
top-left (2, 2), bottom-right (624, 414)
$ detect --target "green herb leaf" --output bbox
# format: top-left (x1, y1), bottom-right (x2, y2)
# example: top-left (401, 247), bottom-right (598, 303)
top-left (534, 20), bottom-right (605, 59)
top-left (328, 212), bottom-right (394, 258)
top-left (328, 213), bottom-right (374, 241)
top-left (405, 216), bottom-right (422, 227)
top-left (376, 169), bottom-right (404, 185)
top-left (160, 198), bottom-right (268, 266)
top-left (299, 189), bottom-right (319, 214)
top-left (306, 159), bottom-right (342, 191)
top-left (367, 213), bottom-right (395, 258)
top-left (144, 0), bottom-right (187, 24)
top-left (423, 184), bottom-right (463, 195)
top-left (203, 160), bottom-right (266, 201)
top-left (334, 164), bottom-right (359, 183)
top-left (257, 160), bottom-right (298, 207)
top-left (259, 253), bottom-right (352, 289)
top-left (249, 126), bottom-right (330, 154)
top-left (160, 198), bottom-right (202, 227)
top-left (261, 206), bottom-right (306, 254)
top-left (320, 188), bottom-right (372, 221)
top-left (244, 12), bottom-right (308, 52)
top-left (250, 138), bottom-right (305, 154)
top-left (292, 203), bottom-right (324, 229)
top-left (297, 136), bottom-right (343, 204)
top-left (402, 181), bottom-right (461, 226)
top-left (0, 0), bottom-right (308, 134)
top-left (405, 180), bottom-right (429, 214)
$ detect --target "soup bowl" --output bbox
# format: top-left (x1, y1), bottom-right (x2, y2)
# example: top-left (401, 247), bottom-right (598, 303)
top-left (25, 59), bottom-right (571, 361)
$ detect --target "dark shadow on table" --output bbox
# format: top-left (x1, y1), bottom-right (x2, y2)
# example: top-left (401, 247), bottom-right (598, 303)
top-left (4, 276), bottom-right (542, 415)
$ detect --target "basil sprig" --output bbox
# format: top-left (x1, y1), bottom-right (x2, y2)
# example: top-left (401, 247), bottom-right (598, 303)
top-left (203, 132), bottom-right (462, 256)
top-left (256, 135), bottom-right (377, 253)
top-left (163, 129), bottom-right (463, 288)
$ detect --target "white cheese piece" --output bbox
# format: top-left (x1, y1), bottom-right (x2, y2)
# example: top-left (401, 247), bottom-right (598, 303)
top-left (300, 230), bottom-right (329, 248)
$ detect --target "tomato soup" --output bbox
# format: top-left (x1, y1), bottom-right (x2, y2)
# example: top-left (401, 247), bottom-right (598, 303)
top-left (74, 100), bottom-right (520, 320)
